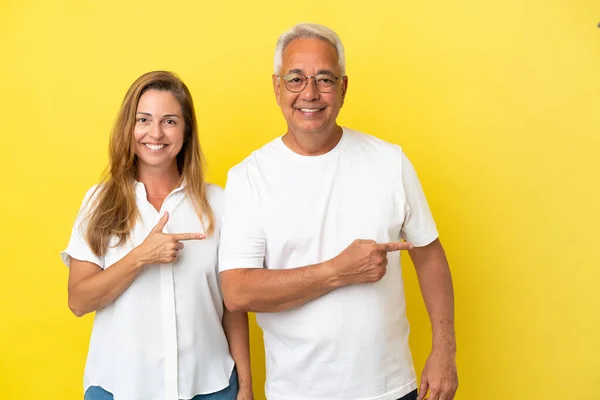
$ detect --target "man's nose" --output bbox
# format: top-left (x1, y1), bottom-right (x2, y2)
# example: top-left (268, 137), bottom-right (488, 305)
top-left (299, 76), bottom-right (320, 100)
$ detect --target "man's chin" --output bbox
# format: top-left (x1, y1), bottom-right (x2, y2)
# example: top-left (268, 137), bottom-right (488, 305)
top-left (290, 121), bottom-right (329, 134)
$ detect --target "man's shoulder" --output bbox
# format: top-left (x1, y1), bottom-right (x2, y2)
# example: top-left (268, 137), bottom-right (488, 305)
top-left (227, 137), bottom-right (283, 178)
top-left (343, 127), bottom-right (405, 157)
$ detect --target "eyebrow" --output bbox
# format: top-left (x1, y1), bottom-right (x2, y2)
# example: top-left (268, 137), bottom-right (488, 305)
top-left (316, 69), bottom-right (336, 76)
top-left (136, 112), bottom-right (181, 118)
top-left (286, 68), bottom-right (336, 76)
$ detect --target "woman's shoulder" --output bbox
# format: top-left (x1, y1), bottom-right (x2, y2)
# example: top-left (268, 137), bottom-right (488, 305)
top-left (76, 184), bottom-right (102, 212)
top-left (205, 183), bottom-right (224, 199)
top-left (204, 183), bottom-right (224, 214)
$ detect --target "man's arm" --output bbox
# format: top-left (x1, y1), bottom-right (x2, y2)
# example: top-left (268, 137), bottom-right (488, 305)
top-left (220, 240), bottom-right (412, 313)
top-left (409, 238), bottom-right (458, 400)
top-left (220, 262), bottom-right (337, 313)
top-left (221, 308), bottom-right (253, 399)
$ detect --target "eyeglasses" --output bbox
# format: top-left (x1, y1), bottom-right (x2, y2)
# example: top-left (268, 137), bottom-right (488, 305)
top-left (277, 72), bottom-right (344, 93)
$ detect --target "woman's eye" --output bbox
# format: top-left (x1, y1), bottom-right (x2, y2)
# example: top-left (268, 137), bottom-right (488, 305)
top-left (165, 119), bottom-right (176, 125)
top-left (137, 117), bottom-right (147, 123)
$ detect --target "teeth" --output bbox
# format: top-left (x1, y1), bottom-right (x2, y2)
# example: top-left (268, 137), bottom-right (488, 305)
top-left (145, 144), bottom-right (166, 150)
top-left (300, 108), bottom-right (321, 112)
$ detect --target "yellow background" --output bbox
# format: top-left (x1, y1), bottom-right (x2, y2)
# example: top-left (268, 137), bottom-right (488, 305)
top-left (1, 0), bottom-right (599, 399)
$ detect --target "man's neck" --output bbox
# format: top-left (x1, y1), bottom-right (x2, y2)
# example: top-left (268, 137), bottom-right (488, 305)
top-left (282, 125), bottom-right (343, 156)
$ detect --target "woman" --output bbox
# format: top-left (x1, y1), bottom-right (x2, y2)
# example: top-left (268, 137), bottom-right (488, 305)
top-left (61, 71), bottom-right (253, 400)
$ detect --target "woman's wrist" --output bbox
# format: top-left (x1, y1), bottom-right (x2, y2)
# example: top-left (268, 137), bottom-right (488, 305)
top-left (129, 245), bottom-right (148, 269)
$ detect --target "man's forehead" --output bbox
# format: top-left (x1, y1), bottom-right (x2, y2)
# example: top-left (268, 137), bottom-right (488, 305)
top-left (281, 38), bottom-right (340, 72)
top-left (283, 37), bottom-right (338, 56)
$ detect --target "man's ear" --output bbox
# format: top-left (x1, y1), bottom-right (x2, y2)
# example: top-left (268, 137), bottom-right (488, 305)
top-left (340, 75), bottom-right (348, 107)
top-left (272, 74), bottom-right (282, 107)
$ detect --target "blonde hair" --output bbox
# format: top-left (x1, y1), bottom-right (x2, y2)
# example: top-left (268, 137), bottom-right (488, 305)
top-left (85, 71), bottom-right (214, 257)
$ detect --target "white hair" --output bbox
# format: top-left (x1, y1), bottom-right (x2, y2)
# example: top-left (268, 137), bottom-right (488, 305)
top-left (273, 23), bottom-right (346, 76)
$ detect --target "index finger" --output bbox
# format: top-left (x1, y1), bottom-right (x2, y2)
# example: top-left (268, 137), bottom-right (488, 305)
top-left (151, 211), bottom-right (169, 233)
top-left (170, 232), bottom-right (206, 241)
top-left (378, 241), bottom-right (414, 252)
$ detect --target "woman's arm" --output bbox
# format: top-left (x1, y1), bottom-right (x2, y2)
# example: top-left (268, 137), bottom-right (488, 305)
top-left (68, 250), bottom-right (145, 317)
top-left (68, 212), bottom-right (204, 316)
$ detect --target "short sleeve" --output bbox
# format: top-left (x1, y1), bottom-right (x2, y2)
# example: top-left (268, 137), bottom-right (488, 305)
top-left (205, 184), bottom-right (224, 218)
top-left (218, 168), bottom-right (266, 272)
top-left (400, 153), bottom-right (439, 247)
top-left (60, 186), bottom-right (104, 268)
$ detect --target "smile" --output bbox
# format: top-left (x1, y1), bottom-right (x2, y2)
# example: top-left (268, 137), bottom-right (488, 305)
top-left (143, 143), bottom-right (167, 150)
top-left (296, 107), bottom-right (326, 113)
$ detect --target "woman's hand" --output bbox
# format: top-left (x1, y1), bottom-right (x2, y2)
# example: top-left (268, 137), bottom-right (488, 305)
top-left (135, 212), bottom-right (205, 266)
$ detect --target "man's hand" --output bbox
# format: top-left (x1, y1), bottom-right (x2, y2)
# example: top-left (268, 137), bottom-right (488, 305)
top-left (418, 349), bottom-right (458, 400)
top-left (328, 239), bottom-right (414, 286)
top-left (236, 386), bottom-right (254, 400)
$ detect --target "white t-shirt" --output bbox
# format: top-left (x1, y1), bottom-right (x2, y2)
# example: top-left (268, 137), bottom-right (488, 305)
top-left (61, 182), bottom-right (234, 400)
top-left (219, 128), bottom-right (438, 400)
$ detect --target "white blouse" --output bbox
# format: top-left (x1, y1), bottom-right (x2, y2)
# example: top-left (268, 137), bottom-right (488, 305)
top-left (61, 182), bottom-right (234, 400)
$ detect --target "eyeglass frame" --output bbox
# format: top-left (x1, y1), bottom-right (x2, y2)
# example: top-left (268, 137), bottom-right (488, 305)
top-left (276, 72), bottom-right (345, 93)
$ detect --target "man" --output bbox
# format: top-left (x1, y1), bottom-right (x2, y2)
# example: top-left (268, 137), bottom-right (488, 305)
top-left (219, 23), bottom-right (458, 400)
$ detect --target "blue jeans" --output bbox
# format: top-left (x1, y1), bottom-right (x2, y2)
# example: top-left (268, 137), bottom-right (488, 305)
top-left (397, 390), bottom-right (418, 400)
top-left (84, 367), bottom-right (239, 400)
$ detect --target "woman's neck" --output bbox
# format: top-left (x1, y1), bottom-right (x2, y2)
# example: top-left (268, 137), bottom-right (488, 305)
top-left (137, 164), bottom-right (181, 198)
